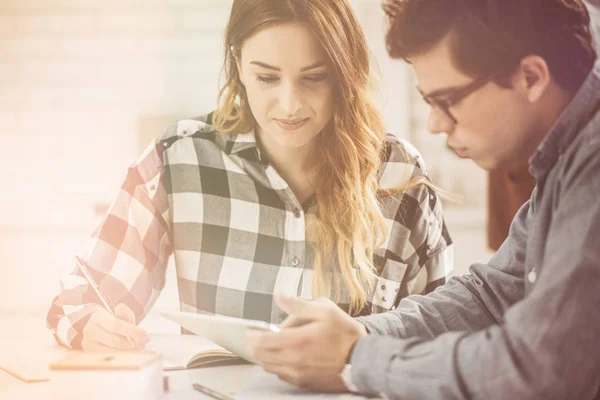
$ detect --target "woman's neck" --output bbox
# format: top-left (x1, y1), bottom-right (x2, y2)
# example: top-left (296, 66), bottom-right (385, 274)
top-left (256, 127), bottom-right (317, 204)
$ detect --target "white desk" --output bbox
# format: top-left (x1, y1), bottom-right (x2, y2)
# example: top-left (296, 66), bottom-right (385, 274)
top-left (0, 315), bottom-right (374, 399)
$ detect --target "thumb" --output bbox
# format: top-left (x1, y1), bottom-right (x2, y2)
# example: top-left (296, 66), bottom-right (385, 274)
top-left (114, 303), bottom-right (136, 324)
top-left (274, 293), bottom-right (330, 321)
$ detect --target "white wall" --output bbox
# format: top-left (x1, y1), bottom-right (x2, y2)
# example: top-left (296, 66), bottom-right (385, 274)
top-left (0, 0), bottom-right (232, 313)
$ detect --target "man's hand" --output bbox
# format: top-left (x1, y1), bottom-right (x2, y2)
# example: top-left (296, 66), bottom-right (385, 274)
top-left (81, 304), bottom-right (150, 351)
top-left (245, 293), bottom-right (368, 393)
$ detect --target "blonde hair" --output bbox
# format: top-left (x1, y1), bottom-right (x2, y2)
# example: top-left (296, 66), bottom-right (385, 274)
top-left (214, 0), bottom-right (418, 314)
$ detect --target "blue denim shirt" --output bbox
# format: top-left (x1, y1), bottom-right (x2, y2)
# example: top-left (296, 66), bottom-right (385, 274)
top-left (351, 4), bottom-right (600, 399)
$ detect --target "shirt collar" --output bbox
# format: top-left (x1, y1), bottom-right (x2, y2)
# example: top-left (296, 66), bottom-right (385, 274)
top-left (529, 59), bottom-right (600, 178)
top-left (225, 130), bottom-right (266, 164)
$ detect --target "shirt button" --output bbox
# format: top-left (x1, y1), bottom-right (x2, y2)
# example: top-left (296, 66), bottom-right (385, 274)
top-left (292, 257), bottom-right (300, 267)
top-left (382, 296), bottom-right (388, 302)
top-left (528, 270), bottom-right (537, 283)
top-left (294, 208), bottom-right (302, 218)
top-left (381, 285), bottom-right (386, 290)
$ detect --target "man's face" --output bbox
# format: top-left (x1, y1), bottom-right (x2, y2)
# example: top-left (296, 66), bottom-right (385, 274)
top-left (410, 37), bottom-right (540, 170)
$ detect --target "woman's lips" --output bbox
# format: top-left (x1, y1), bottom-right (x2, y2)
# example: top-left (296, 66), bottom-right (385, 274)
top-left (274, 118), bottom-right (309, 131)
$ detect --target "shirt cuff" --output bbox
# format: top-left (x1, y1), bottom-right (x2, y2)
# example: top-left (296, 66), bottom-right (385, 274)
top-left (349, 334), bottom-right (405, 396)
top-left (354, 317), bottom-right (380, 335)
top-left (354, 312), bottom-right (409, 338)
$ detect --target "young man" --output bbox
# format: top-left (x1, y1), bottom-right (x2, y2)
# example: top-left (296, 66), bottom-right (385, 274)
top-left (246, 0), bottom-right (600, 398)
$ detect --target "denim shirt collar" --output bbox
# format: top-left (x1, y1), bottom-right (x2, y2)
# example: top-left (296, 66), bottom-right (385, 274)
top-left (529, 59), bottom-right (600, 179)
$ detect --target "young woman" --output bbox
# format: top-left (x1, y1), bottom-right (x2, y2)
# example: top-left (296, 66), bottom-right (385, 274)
top-left (47, 0), bottom-right (453, 351)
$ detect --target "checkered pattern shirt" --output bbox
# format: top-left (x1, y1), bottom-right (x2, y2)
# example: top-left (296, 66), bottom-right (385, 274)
top-left (46, 113), bottom-right (453, 349)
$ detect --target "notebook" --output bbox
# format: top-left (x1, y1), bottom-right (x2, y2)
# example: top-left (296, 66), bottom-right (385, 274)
top-left (145, 333), bottom-right (248, 370)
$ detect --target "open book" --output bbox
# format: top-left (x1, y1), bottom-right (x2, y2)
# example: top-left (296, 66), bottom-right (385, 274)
top-left (144, 333), bottom-right (248, 370)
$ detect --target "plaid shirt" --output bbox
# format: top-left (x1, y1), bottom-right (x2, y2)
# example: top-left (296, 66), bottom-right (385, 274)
top-left (46, 113), bottom-right (453, 349)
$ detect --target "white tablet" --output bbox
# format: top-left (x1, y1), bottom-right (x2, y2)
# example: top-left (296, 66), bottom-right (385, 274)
top-left (160, 311), bottom-right (280, 363)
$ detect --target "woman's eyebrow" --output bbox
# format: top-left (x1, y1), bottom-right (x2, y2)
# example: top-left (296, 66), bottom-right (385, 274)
top-left (249, 60), bottom-right (326, 72)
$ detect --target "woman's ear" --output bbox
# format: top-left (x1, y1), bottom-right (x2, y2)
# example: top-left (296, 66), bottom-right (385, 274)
top-left (514, 55), bottom-right (551, 103)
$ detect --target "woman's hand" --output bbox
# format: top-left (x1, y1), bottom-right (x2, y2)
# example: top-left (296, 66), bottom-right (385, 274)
top-left (81, 304), bottom-right (150, 351)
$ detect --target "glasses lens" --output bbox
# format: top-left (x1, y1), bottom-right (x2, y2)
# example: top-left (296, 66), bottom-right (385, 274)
top-left (428, 99), bottom-right (456, 124)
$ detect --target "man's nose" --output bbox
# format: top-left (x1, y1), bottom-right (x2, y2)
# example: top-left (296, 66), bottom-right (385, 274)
top-left (427, 108), bottom-right (454, 135)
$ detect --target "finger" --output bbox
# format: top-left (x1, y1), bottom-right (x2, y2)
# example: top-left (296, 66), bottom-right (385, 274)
top-left (262, 363), bottom-right (306, 388)
top-left (114, 303), bottom-right (136, 324)
top-left (82, 338), bottom-right (122, 353)
top-left (253, 323), bottom-right (326, 365)
top-left (95, 310), bottom-right (148, 344)
top-left (280, 314), bottom-right (314, 329)
top-left (253, 346), bottom-right (300, 367)
top-left (114, 304), bottom-right (145, 346)
top-left (249, 328), bottom-right (305, 352)
top-left (245, 330), bottom-right (292, 366)
top-left (274, 293), bottom-right (332, 321)
top-left (244, 328), bottom-right (264, 359)
top-left (95, 325), bottom-right (139, 350)
top-left (262, 361), bottom-right (294, 378)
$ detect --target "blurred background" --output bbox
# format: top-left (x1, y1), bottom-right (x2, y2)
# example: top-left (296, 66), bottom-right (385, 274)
top-left (0, 0), bottom-right (494, 317)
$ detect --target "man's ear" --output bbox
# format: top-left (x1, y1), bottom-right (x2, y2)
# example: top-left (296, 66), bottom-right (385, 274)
top-left (513, 55), bottom-right (551, 103)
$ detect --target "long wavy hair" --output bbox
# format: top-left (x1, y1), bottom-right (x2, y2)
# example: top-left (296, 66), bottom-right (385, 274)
top-left (214, 0), bottom-right (411, 314)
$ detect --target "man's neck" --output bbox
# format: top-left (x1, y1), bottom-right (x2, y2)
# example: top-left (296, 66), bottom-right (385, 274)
top-left (532, 85), bottom-right (574, 151)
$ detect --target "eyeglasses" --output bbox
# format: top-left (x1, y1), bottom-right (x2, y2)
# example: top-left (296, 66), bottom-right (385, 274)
top-left (419, 74), bottom-right (498, 125)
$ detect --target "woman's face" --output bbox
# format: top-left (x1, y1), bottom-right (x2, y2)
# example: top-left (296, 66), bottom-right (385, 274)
top-left (237, 22), bottom-right (334, 150)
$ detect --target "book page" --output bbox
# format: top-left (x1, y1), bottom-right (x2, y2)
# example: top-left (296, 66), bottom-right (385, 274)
top-left (145, 333), bottom-right (236, 369)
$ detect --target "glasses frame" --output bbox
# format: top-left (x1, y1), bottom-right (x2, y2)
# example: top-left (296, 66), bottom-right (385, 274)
top-left (420, 73), bottom-right (500, 124)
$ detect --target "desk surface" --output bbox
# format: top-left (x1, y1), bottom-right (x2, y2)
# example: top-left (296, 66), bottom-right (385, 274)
top-left (0, 314), bottom-right (371, 399)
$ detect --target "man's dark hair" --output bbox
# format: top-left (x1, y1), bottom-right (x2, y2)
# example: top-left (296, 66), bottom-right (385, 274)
top-left (383, 0), bottom-right (597, 93)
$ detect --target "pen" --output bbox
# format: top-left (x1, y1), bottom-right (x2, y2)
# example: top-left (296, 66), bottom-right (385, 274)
top-left (75, 256), bottom-right (136, 346)
top-left (75, 256), bottom-right (115, 312)
top-left (192, 383), bottom-right (235, 400)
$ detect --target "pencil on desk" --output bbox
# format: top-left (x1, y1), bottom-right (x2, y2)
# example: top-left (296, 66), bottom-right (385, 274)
top-left (192, 383), bottom-right (235, 400)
